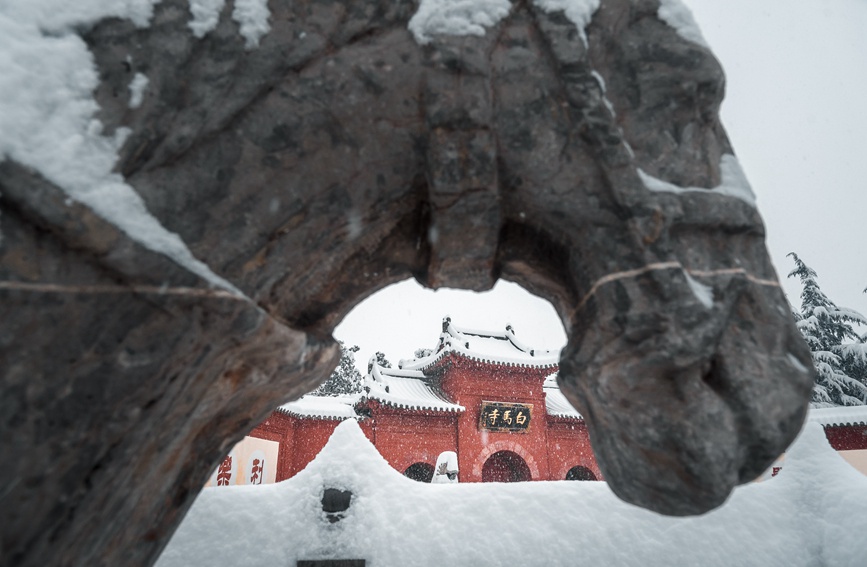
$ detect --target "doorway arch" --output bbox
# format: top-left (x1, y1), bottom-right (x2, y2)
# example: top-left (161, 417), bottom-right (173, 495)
top-left (482, 450), bottom-right (532, 483)
top-left (403, 462), bottom-right (435, 483)
top-left (565, 465), bottom-right (597, 481)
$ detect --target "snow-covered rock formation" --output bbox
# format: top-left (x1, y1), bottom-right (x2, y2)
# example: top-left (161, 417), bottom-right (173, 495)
top-left (0, 1), bottom-right (812, 566)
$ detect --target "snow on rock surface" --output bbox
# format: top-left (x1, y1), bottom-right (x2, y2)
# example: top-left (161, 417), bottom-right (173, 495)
top-left (0, 1), bottom-right (243, 295)
top-left (158, 421), bottom-right (867, 567)
top-left (532, 0), bottom-right (600, 47)
top-left (638, 154), bottom-right (757, 207)
top-left (408, 0), bottom-right (512, 45)
top-left (231, 0), bottom-right (271, 49)
top-left (127, 72), bottom-right (149, 109)
top-left (684, 272), bottom-right (714, 308)
top-left (188, 0), bottom-right (226, 38)
top-left (657, 0), bottom-right (709, 49)
top-left (0, 0), bottom-right (158, 33)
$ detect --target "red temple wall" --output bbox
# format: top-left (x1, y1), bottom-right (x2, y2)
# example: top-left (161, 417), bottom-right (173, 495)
top-left (247, 401), bottom-right (866, 484)
top-left (247, 354), bottom-right (601, 483)
top-left (824, 425), bottom-right (867, 451)
top-left (439, 357), bottom-right (558, 481)
top-left (251, 411), bottom-right (294, 481)
top-left (546, 420), bottom-right (602, 480)
top-left (367, 406), bottom-right (459, 474)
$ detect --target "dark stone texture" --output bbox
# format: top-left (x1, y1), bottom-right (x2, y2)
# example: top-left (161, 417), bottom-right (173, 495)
top-left (0, 1), bottom-right (813, 566)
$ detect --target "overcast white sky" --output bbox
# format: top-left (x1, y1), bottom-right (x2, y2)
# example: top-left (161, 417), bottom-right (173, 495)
top-left (335, 0), bottom-right (867, 371)
top-left (685, 0), bottom-right (867, 313)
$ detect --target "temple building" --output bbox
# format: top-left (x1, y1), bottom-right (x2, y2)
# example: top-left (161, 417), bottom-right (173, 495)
top-left (207, 318), bottom-right (600, 486)
top-left (207, 319), bottom-right (867, 488)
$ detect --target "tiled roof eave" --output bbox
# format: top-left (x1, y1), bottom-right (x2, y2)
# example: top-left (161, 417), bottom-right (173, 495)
top-left (371, 396), bottom-right (465, 414)
top-left (808, 405), bottom-right (867, 427)
top-left (408, 349), bottom-right (558, 374)
top-left (278, 412), bottom-right (360, 421)
top-left (448, 351), bottom-right (558, 370)
top-left (821, 420), bottom-right (867, 427)
top-left (275, 406), bottom-right (363, 421)
top-left (547, 413), bottom-right (584, 421)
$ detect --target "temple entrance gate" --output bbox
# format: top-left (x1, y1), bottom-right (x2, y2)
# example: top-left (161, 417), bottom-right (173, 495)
top-left (482, 451), bottom-right (532, 483)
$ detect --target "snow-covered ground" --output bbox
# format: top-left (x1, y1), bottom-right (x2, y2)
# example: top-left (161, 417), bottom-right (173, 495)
top-left (157, 421), bottom-right (867, 567)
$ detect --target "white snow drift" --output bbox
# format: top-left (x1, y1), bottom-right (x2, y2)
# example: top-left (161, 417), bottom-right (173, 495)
top-left (157, 420), bottom-right (867, 567)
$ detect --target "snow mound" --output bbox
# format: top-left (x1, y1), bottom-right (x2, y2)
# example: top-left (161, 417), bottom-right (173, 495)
top-left (295, 419), bottom-right (401, 489)
top-left (158, 420), bottom-right (867, 567)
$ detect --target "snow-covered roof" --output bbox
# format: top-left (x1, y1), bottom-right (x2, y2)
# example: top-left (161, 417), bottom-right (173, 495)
top-left (544, 375), bottom-right (583, 420)
top-left (366, 363), bottom-right (465, 413)
top-left (808, 405), bottom-right (867, 427)
top-left (400, 317), bottom-right (560, 372)
top-left (278, 394), bottom-right (361, 421)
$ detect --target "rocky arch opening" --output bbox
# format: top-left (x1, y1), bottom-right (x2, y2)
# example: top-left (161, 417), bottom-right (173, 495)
top-left (209, 278), bottom-right (567, 485)
top-left (332, 278), bottom-right (567, 372)
top-left (0, 1), bottom-right (816, 564)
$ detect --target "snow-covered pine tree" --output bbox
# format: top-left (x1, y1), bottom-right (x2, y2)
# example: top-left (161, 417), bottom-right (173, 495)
top-left (414, 347), bottom-right (434, 359)
top-left (374, 352), bottom-right (392, 368)
top-left (788, 253), bottom-right (867, 407)
top-left (311, 341), bottom-right (363, 396)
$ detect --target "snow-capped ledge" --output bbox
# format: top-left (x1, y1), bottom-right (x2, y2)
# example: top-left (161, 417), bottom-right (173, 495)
top-left (128, 72), bottom-right (149, 109)
top-left (808, 405), bottom-right (867, 427)
top-left (657, 0), bottom-right (710, 49)
top-left (638, 154), bottom-right (757, 207)
top-left (407, 0), bottom-right (601, 48)
top-left (278, 394), bottom-right (363, 421)
top-left (188, 0), bottom-right (225, 38)
top-left (0, 2), bottom-right (244, 297)
top-left (367, 363), bottom-right (466, 414)
top-left (532, 0), bottom-right (600, 47)
top-left (231, 0), bottom-right (271, 49)
top-left (188, 0), bottom-right (271, 47)
top-left (408, 0), bottom-right (512, 45)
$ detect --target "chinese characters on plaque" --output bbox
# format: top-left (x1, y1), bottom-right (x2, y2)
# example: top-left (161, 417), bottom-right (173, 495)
top-left (479, 401), bottom-right (532, 433)
top-left (216, 456), bottom-right (234, 486)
